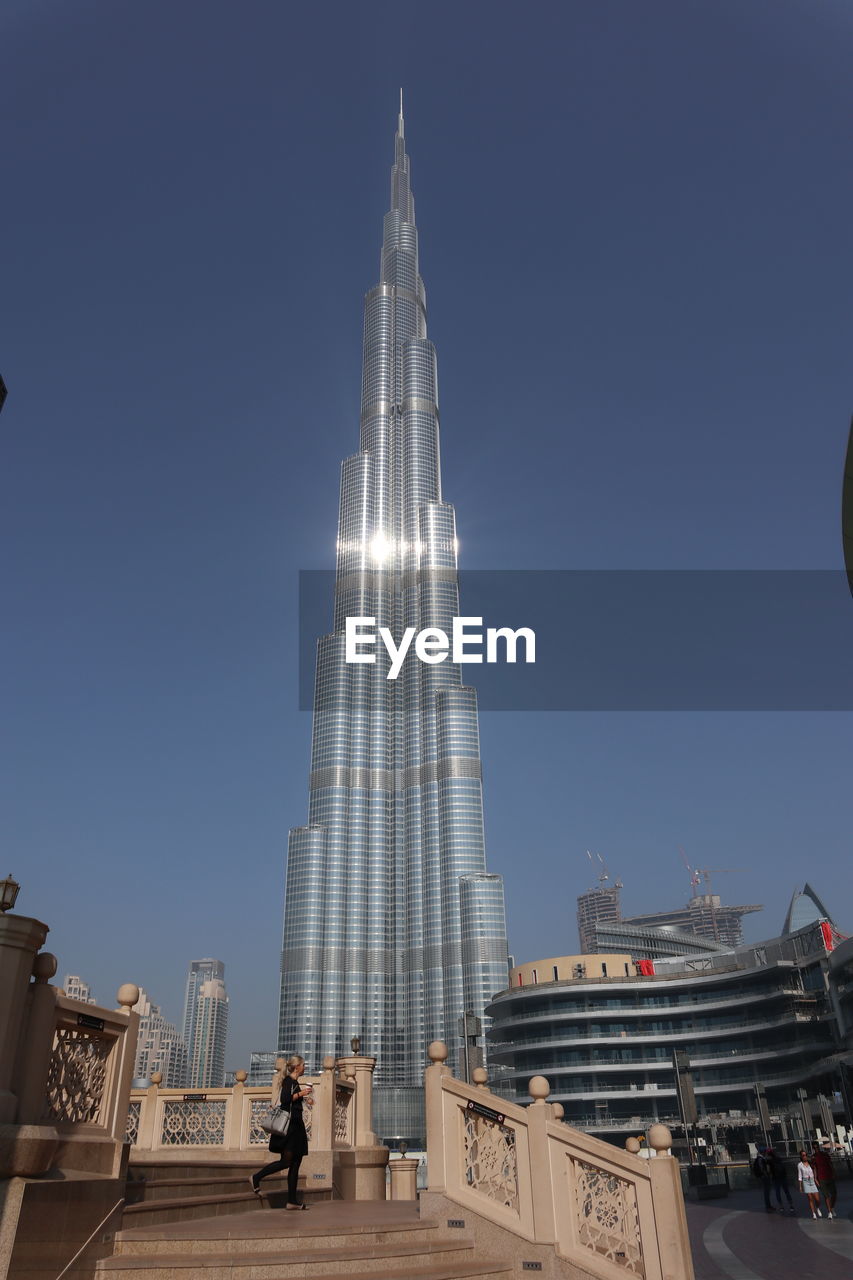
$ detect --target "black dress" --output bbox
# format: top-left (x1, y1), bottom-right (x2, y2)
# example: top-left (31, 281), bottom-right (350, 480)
top-left (268, 1075), bottom-right (309, 1157)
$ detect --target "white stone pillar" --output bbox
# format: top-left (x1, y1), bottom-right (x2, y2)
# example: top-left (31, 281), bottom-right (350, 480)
top-left (336, 1055), bottom-right (378, 1146)
top-left (527, 1075), bottom-right (557, 1245)
top-left (225, 1071), bottom-right (247, 1150)
top-left (424, 1040), bottom-right (451, 1192)
top-left (389, 1156), bottom-right (419, 1199)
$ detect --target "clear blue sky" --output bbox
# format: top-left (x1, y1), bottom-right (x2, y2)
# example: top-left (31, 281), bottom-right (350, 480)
top-left (2, 1), bottom-right (851, 1068)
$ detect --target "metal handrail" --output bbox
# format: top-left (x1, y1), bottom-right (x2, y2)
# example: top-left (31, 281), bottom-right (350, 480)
top-left (55, 1198), bottom-right (124, 1280)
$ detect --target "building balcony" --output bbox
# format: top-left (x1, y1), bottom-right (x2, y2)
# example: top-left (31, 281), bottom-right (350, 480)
top-left (487, 1008), bottom-right (825, 1055)
top-left (490, 988), bottom-right (816, 1030)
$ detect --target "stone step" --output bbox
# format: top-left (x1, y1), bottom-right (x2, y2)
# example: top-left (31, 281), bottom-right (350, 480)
top-left (101, 1236), bottom-right (478, 1276)
top-left (127, 1173), bottom-right (271, 1202)
top-left (114, 1212), bottom-right (442, 1255)
top-left (97, 1255), bottom-right (509, 1280)
top-left (121, 1185), bottom-right (332, 1228)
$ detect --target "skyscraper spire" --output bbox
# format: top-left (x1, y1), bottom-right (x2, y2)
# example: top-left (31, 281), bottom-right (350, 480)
top-left (398, 87), bottom-right (404, 136)
top-left (278, 106), bottom-right (509, 1143)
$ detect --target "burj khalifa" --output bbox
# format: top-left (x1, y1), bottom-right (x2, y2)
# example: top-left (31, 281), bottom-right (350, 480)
top-left (278, 99), bottom-right (509, 1140)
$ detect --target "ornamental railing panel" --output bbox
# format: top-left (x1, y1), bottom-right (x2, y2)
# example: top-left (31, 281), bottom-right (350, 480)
top-left (571, 1157), bottom-right (644, 1276)
top-left (462, 1106), bottom-right (519, 1213)
top-left (334, 1081), bottom-right (354, 1146)
top-left (160, 1099), bottom-right (227, 1146)
top-left (44, 1027), bottom-right (112, 1125)
top-left (125, 1100), bottom-right (141, 1145)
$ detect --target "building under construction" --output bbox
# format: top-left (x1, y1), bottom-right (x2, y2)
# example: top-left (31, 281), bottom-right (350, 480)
top-left (622, 895), bottom-right (762, 950)
top-left (576, 855), bottom-right (762, 953)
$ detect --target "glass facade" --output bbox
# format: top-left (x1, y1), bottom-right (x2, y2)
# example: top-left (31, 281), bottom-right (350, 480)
top-left (278, 103), bottom-right (509, 1140)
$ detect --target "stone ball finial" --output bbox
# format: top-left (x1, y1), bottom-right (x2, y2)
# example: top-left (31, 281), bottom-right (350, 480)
top-left (234, 1069), bottom-right (248, 1083)
top-left (428, 1041), bottom-right (448, 1064)
top-left (150, 1072), bottom-right (163, 1085)
top-left (323, 1055), bottom-right (335, 1071)
top-left (117, 983), bottom-right (140, 1009)
top-left (551, 1102), bottom-right (565, 1121)
top-left (528, 1075), bottom-right (551, 1103)
top-left (32, 951), bottom-right (58, 983)
top-left (472, 1066), bottom-right (488, 1088)
top-left (648, 1123), bottom-right (672, 1154)
top-left (275, 1057), bottom-right (286, 1071)
top-left (625, 1137), bottom-right (641, 1154)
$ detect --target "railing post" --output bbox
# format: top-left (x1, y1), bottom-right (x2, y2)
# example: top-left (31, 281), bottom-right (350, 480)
top-left (527, 1075), bottom-right (557, 1245)
top-left (225, 1072), bottom-right (247, 1149)
top-left (102, 984), bottom-right (140, 1145)
top-left (424, 1040), bottom-right (451, 1192)
top-left (137, 1074), bottom-right (161, 1152)
top-left (312, 1056), bottom-right (335, 1149)
top-left (12, 952), bottom-right (59, 1124)
top-left (646, 1124), bottom-right (693, 1280)
top-left (336, 1054), bottom-right (377, 1145)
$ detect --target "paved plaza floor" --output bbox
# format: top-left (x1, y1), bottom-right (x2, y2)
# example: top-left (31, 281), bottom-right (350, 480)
top-left (687, 1186), bottom-right (853, 1279)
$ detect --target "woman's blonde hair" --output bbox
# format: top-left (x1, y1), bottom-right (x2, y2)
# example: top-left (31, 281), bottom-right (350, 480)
top-left (286, 1055), bottom-right (305, 1073)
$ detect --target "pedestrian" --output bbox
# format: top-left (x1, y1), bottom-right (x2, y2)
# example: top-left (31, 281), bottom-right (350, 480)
top-left (763, 1147), bottom-right (795, 1214)
top-left (811, 1144), bottom-right (837, 1219)
top-left (796, 1150), bottom-right (822, 1219)
top-left (752, 1147), bottom-right (775, 1213)
top-left (250, 1055), bottom-right (313, 1209)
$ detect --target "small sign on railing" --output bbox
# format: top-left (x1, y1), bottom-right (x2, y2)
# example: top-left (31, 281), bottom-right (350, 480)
top-left (182, 1093), bottom-right (207, 1102)
top-left (466, 1099), bottom-right (505, 1125)
top-left (77, 1013), bottom-right (105, 1032)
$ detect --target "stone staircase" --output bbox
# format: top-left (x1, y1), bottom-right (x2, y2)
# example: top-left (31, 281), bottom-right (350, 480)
top-left (124, 1160), bottom-right (332, 1227)
top-left (97, 1202), bottom-right (512, 1280)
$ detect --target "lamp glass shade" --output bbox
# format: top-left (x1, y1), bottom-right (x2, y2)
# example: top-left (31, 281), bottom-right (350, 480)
top-left (0, 875), bottom-right (20, 912)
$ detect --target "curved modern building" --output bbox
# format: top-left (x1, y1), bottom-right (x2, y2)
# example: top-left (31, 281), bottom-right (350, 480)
top-left (278, 103), bottom-right (509, 1141)
top-left (486, 920), bottom-right (844, 1147)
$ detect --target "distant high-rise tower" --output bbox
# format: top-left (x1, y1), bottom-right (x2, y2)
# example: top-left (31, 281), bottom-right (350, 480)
top-left (577, 885), bottom-right (623, 953)
top-left (190, 978), bottom-right (229, 1087)
top-left (278, 100), bottom-right (509, 1142)
top-left (181, 958), bottom-right (225, 1085)
top-left (132, 987), bottom-right (186, 1086)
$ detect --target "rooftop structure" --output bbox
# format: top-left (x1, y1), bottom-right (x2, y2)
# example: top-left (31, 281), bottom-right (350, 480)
top-left (62, 974), bottom-right (97, 1005)
top-left (590, 920), bottom-right (728, 961)
top-left (622, 894), bottom-right (762, 950)
top-left (782, 882), bottom-right (836, 935)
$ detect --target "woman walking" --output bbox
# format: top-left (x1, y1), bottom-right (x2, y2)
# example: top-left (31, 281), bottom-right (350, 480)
top-left (796, 1150), bottom-right (822, 1218)
top-left (251, 1055), bottom-right (313, 1209)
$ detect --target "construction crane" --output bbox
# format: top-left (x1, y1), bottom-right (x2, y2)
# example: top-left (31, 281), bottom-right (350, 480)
top-left (694, 868), bottom-right (743, 894)
top-left (677, 852), bottom-right (746, 945)
top-left (678, 848), bottom-right (743, 898)
top-left (586, 850), bottom-right (623, 890)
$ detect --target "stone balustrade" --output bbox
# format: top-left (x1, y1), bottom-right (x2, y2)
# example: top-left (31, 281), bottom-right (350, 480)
top-left (424, 1042), bottom-right (694, 1280)
top-left (0, 909), bottom-right (139, 1180)
top-left (127, 1053), bottom-right (366, 1156)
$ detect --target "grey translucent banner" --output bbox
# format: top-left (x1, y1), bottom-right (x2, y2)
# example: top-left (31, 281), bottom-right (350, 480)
top-left (298, 570), bottom-right (853, 711)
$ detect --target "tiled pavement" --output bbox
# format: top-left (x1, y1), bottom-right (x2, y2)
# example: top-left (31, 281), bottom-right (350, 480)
top-left (687, 1186), bottom-right (853, 1279)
